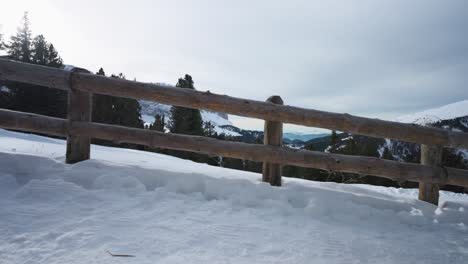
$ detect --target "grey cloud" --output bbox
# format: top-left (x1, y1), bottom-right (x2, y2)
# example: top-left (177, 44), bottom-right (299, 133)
top-left (10, 0), bottom-right (466, 130)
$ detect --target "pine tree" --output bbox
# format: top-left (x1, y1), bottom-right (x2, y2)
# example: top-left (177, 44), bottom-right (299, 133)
top-left (92, 71), bottom-right (143, 128)
top-left (330, 130), bottom-right (338, 147)
top-left (31, 34), bottom-right (66, 117)
top-left (5, 14), bottom-right (66, 117)
top-left (169, 74), bottom-right (204, 136)
top-left (91, 70), bottom-right (143, 149)
top-left (305, 143), bottom-right (314, 151)
top-left (168, 74), bottom-right (207, 161)
top-left (382, 147), bottom-right (393, 160)
top-left (31, 35), bottom-right (48, 65)
top-left (150, 114), bottom-right (165, 132)
top-left (92, 68), bottom-right (113, 123)
top-left (46, 44), bottom-right (62, 67)
top-left (7, 12), bottom-right (32, 62)
top-left (109, 73), bottom-right (143, 128)
top-left (203, 121), bottom-right (216, 137)
top-left (0, 33), bottom-right (4, 50)
top-left (344, 137), bottom-right (357, 155)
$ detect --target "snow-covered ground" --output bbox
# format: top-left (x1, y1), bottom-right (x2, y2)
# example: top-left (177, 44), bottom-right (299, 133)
top-left (396, 100), bottom-right (468, 125)
top-left (1, 129), bottom-right (468, 263)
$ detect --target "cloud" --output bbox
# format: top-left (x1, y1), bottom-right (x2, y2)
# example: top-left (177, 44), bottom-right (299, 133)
top-left (2, 0), bottom-right (467, 132)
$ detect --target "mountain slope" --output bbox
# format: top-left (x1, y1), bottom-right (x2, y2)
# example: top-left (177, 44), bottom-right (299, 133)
top-left (1, 129), bottom-right (468, 263)
top-left (396, 100), bottom-right (468, 125)
top-left (302, 100), bottom-right (468, 188)
top-left (140, 99), bottom-right (240, 136)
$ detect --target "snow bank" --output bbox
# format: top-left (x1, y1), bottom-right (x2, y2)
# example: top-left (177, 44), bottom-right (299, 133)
top-left (1, 129), bottom-right (468, 263)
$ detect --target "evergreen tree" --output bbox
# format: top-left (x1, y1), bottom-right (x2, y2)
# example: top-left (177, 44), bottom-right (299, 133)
top-left (304, 143), bottom-right (314, 151)
top-left (46, 44), bottom-right (62, 67)
top-left (343, 137), bottom-right (357, 155)
top-left (4, 14), bottom-right (66, 117)
top-left (169, 74), bottom-right (204, 136)
top-left (92, 70), bottom-right (143, 128)
top-left (168, 74), bottom-right (207, 161)
top-left (382, 147), bottom-right (393, 160)
top-left (109, 73), bottom-right (143, 128)
top-left (203, 121), bottom-right (216, 137)
top-left (7, 12), bottom-right (32, 62)
top-left (92, 68), bottom-right (114, 123)
top-left (0, 33), bottom-right (4, 50)
top-left (31, 35), bottom-right (63, 67)
top-left (330, 130), bottom-right (338, 147)
top-left (30, 34), bottom-right (66, 117)
top-left (150, 114), bottom-right (165, 132)
top-left (31, 35), bottom-right (48, 65)
top-left (91, 69), bottom-right (143, 149)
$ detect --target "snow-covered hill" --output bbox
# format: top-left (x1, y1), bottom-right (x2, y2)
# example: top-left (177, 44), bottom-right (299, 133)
top-left (138, 82), bottom-right (240, 135)
top-left (1, 129), bottom-right (468, 263)
top-left (396, 100), bottom-right (468, 125)
top-left (140, 100), bottom-right (240, 136)
top-left (388, 100), bottom-right (468, 163)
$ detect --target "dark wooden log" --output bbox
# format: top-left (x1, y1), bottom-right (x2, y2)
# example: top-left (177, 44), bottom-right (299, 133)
top-left (72, 72), bottom-right (468, 149)
top-left (0, 109), bottom-right (67, 136)
top-left (1, 59), bottom-right (467, 148)
top-left (69, 121), bottom-right (468, 188)
top-left (419, 145), bottom-right (443, 205)
top-left (0, 59), bottom-right (69, 91)
top-left (262, 96), bottom-right (283, 186)
top-left (66, 68), bottom-right (92, 164)
top-left (0, 109), bottom-right (467, 188)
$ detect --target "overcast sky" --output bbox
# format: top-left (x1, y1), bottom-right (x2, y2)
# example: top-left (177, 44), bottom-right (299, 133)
top-left (1, 0), bottom-right (467, 133)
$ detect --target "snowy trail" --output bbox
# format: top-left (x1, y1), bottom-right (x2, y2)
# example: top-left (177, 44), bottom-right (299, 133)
top-left (1, 130), bottom-right (468, 263)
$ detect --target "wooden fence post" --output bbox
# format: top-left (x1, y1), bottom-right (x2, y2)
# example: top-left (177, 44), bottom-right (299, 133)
top-left (419, 144), bottom-right (443, 205)
top-left (262, 95), bottom-right (283, 186)
top-left (66, 68), bottom-right (92, 164)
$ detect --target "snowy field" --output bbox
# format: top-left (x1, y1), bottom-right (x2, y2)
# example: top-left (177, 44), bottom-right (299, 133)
top-left (0, 129), bottom-right (468, 263)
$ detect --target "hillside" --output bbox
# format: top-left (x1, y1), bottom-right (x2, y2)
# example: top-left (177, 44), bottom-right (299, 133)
top-left (1, 129), bottom-right (468, 263)
top-left (396, 100), bottom-right (468, 125)
top-left (140, 99), bottom-right (240, 137)
top-left (306, 100), bottom-right (468, 161)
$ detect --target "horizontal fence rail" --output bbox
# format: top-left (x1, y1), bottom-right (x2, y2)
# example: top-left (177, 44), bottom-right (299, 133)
top-left (1, 59), bottom-right (468, 149)
top-left (1, 108), bottom-right (468, 188)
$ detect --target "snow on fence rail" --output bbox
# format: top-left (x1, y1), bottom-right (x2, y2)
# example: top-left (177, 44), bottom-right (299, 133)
top-left (1, 58), bottom-right (468, 205)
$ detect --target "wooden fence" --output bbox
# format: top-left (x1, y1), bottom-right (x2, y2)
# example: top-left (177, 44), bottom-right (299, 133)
top-left (1, 59), bottom-right (468, 205)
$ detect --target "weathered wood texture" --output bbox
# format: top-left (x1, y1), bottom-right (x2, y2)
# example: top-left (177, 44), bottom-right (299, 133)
top-left (66, 68), bottom-right (92, 164)
top-left (262, 96), bottom-right (284, 186)
top-left (1, 109), bottom-right (468, 187)
top-left (0, 109), bottom-right (67, 136)
top-left (0, 58), bottom-right (69, 90)
top-left (419, 145), bottom-right (443, 205)
top-left (1, 59), bottom-right (468, 148)
top-left (74, 74), bottom-right (468, 149)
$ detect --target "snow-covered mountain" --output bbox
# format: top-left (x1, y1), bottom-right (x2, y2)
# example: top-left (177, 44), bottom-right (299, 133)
top-left (389, 100), bottom-right (468, 163)
top-left (138, 84), bottom-right (240, 136)
top-left (304, 100), bottom-right (468, 185)
top-left (395, 100), bottom-right (468, 125)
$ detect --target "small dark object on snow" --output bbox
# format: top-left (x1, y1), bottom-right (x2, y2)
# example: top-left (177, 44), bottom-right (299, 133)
top-left (107, 250), bottom-right (136, 257)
